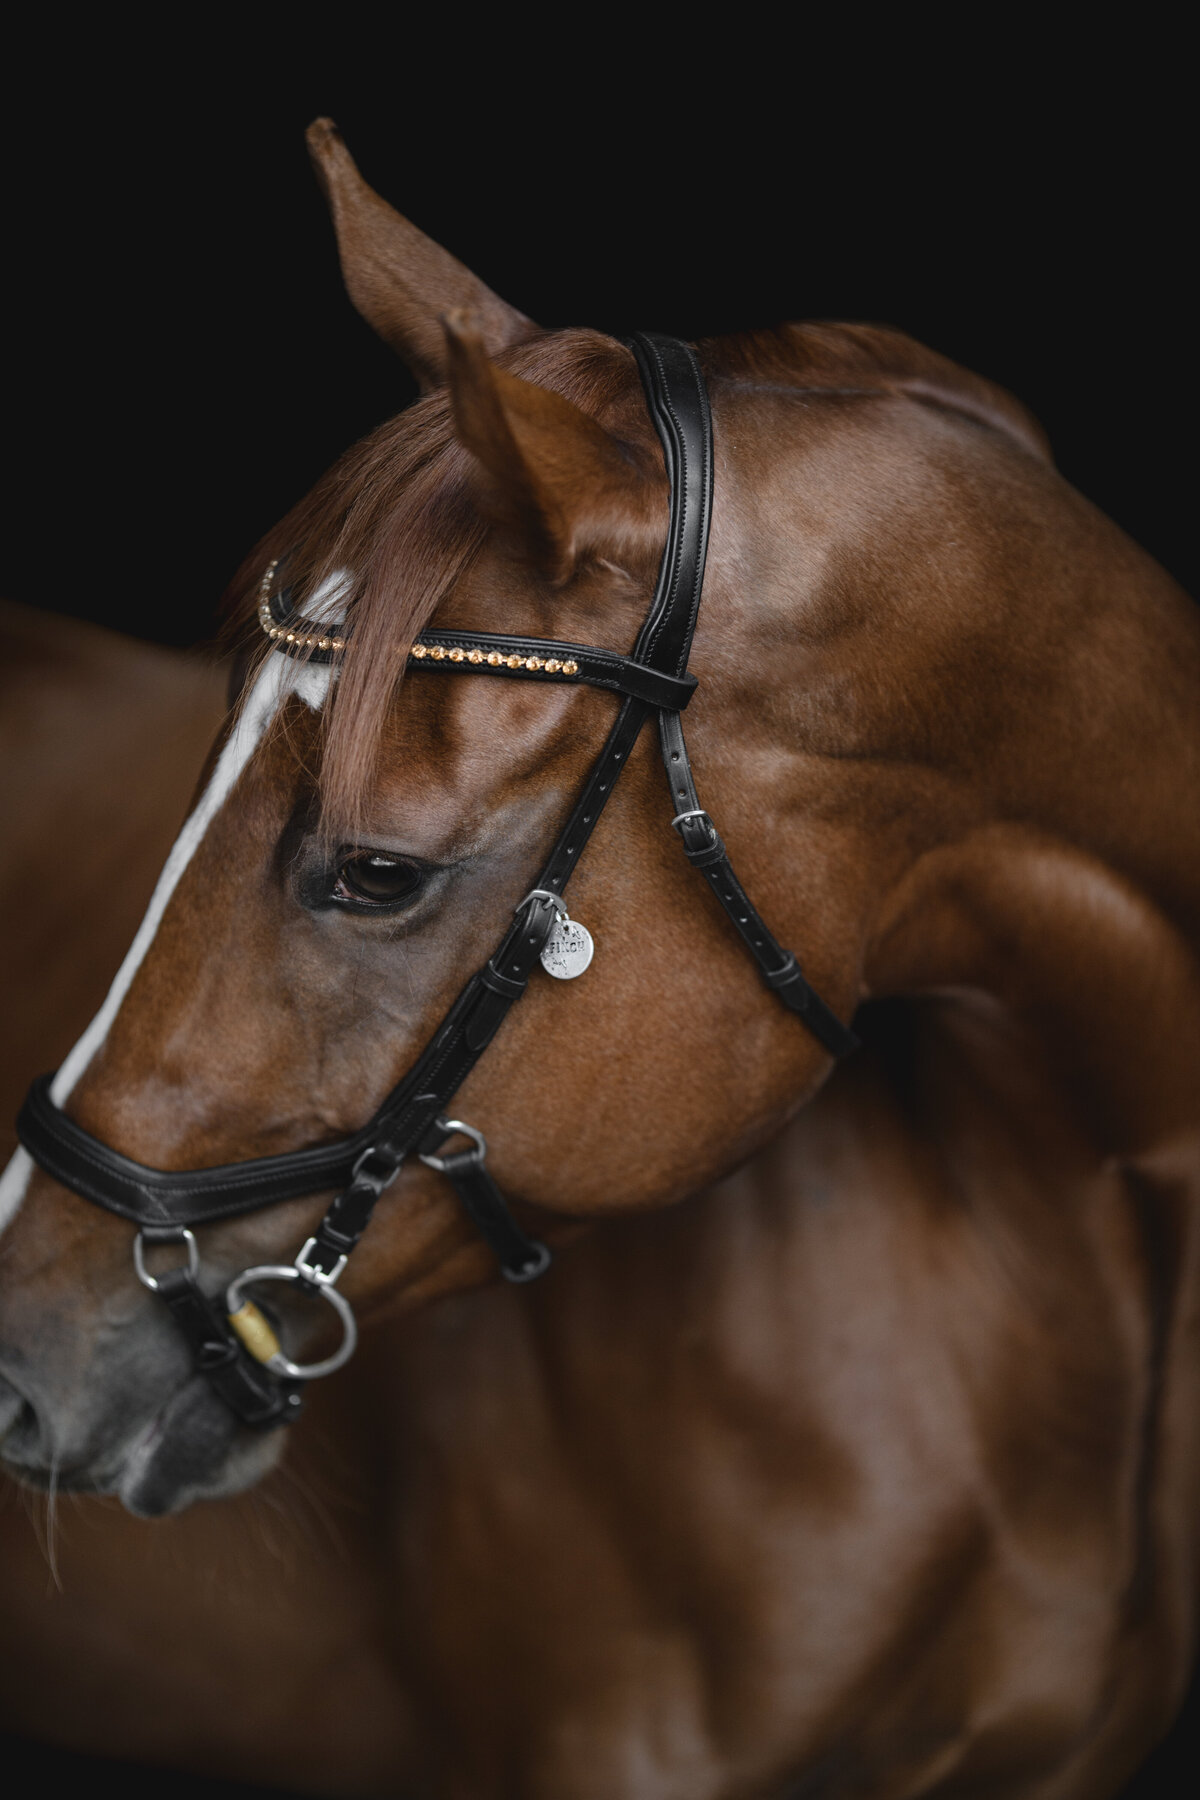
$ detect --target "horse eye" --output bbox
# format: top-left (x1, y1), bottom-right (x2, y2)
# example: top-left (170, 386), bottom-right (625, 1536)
top-left (334, 853), bottom-right (426, 906)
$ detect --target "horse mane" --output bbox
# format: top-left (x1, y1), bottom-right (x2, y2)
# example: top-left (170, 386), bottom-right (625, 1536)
top-left (223, 321), bottom-right (1049, 828)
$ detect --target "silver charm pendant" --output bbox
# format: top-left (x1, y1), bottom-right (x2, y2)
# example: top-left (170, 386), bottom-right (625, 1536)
top-left (540, 914), bottom-right (595, 980)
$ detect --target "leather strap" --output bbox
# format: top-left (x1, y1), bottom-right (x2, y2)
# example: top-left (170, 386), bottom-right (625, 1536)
top-left (630, 335), bottom-right (859, 1062)
top-left (657, 712), bottom-right (859, 1058)
top-left (18, 1072), bottom-right (374, 1226)
top-left (627, 334), bottom-right (714, 678)
top-left (419, 1129), bottom-right (550, 1284)
top-left (153, 1267), bottom-right (302, 1427)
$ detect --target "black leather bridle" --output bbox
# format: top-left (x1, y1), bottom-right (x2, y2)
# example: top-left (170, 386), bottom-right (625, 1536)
top-left (16, 335), bottom-right (857, 1429)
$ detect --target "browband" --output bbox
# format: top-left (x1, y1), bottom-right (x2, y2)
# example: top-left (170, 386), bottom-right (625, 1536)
top-left (16, 332), bottom-right (857, 1429)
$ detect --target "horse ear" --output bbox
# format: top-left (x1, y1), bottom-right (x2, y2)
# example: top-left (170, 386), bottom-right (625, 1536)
top-left (442, 312), bottom-right (651, 581)
top-left (306, 118), bottom-right (541, 391)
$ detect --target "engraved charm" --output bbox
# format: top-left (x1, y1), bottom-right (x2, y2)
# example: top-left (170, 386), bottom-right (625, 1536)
top-left (540, 915), bottom-right (594, 980)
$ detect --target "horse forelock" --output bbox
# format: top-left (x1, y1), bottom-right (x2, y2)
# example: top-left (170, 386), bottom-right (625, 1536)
top-left (221, 329), bottom-right (649, 835)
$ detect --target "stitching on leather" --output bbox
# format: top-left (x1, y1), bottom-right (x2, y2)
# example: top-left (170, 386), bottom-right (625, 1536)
top-left (643, 338), bottom-right (688, 671)
top-left (638, 337), bottom-right (709, 680)
top-left (660, 341), bottom-right (708, 675)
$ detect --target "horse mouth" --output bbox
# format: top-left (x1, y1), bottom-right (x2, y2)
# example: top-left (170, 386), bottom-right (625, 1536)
top-left (0, 1369), bottom-right (285, 1517)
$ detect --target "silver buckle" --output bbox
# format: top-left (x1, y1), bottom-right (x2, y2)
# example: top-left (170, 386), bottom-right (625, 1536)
top-left (419, 1117), bottom-right (487, 1174)
top-left (133, 1228), bottom-right (199, 1292)
top-left (294, 1234), bottom-right (348, 1288)
top-left (515, 888), bottom-right (568, 922)
top-left (349, 1143), bottom-right (402, 1192)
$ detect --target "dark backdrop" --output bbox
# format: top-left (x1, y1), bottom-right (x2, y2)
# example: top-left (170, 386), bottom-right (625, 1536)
top-left (3, 22), bottom-right (1196, 1800)
top-left (4, 29), bottom-right (1193, 652)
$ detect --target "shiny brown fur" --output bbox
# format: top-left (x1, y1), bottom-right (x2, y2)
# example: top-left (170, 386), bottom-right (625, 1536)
top-left (1, 122), bottom-right (1198, 1798)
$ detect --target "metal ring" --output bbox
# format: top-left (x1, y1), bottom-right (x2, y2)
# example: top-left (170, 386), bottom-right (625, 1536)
top-left (419, 1118), bottom-right (487, 1173)
top-left (503, 1240), bottom-right (553, 1284)
top-left (133, 1228), bottom-right (199, 1292)
top-left (225, 1264), bottom-right (358, 1381)
top-left (515, 888), bottom-right (568, 922)
top-left (349, 1143), bottom-right (402, 1193)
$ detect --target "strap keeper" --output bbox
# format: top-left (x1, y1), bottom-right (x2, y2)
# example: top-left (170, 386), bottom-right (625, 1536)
top-left (765, 952), bottom-right (803, 994)
top-left (675, 811), bottom-right (727, 869)
top-left (685, 836), bottom-right (727, 871)
top-left (313, 1221), bottom-right (357, 1256)
top-left (480, 962), bottom-right (527, 1000)
top-left (140, 1223), bottom-right (193, 1247)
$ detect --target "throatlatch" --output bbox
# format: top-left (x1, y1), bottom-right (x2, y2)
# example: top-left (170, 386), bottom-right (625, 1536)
top-left (17, 333), bottom-right (857, 1428)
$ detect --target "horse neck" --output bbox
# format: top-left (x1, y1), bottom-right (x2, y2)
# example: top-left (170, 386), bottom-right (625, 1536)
top-left (980, 537), bottom-right (1200, 946)
top-left (713, 378), bottom-right (1200, 941)
top-left (850, 450), bottom-right (1200, 1166)
top-left (706, 380), bottom-right (1200, 1163)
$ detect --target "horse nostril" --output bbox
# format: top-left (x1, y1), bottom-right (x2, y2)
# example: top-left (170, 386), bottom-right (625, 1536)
top-left (0, 1374), bottom-right (26, 1441)
top-left (0, 1376), bottom-right (44, 1465)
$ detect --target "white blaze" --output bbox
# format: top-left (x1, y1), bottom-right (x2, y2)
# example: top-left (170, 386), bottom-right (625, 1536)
top-left (0, 615), bottom-right (342, 1234)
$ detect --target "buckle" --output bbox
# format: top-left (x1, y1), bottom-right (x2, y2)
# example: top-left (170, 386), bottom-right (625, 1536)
top-left (670, 808), bottom-right (714, 838)
top-left (133, 1228), bottom-right (199, 1292)
top-left (349, 1143), bottom-right (402, 1193)
top-left (419, 1118), bottom-right (487, 1174)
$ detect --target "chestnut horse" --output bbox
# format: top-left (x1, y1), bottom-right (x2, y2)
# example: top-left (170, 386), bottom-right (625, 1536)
top-left (1, 119), bottom-right (1198, 1799)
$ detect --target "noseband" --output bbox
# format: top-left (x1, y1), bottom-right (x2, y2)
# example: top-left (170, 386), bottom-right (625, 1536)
top-left (17, 336), bottom-right (857, 1429)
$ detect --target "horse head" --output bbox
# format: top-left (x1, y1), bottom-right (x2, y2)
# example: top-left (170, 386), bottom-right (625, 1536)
top-left (3, 120), bottom-right (1197, 1520)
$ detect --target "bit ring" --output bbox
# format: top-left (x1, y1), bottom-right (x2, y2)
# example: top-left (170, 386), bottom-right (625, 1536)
top-left (225, 1264), bottom-right (357, 1380)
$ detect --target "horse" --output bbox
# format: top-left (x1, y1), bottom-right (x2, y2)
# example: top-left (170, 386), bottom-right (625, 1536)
top-left (1, 116), bottom-right (1198, 1799)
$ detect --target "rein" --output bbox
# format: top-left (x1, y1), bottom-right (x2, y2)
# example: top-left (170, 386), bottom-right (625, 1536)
top-left (17, 334), bottom-right (857, 1429)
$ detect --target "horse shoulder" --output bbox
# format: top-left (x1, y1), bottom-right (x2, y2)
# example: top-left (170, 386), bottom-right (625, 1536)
top-left (378, 950), bottom-right (1196, 1793)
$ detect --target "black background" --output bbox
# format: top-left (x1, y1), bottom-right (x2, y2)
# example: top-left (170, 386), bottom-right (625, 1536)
top-left (3, 19), bottom-right (1196, 1798)
top-left (4, 25), bottom-right (1194, 652)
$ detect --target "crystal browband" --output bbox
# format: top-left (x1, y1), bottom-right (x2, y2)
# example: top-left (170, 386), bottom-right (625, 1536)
top-left (411, 643), bottom-right (579, 674)
top-left (257, 560), bottom-right (700, 711)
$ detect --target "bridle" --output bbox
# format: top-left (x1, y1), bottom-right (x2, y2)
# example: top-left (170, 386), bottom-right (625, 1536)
top-left (16, 335), bottom-right (857, 1430)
